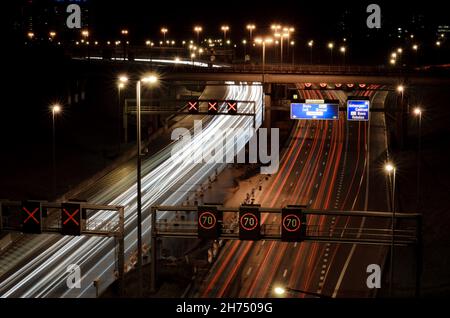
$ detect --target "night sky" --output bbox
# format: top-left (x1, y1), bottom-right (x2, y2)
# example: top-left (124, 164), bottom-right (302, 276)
top-left (85, 0), bottom-right (449, 39)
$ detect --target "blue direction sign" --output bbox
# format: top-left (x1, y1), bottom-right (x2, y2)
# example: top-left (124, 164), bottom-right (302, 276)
top-left (291, 101), bottom-right (339, 120)
top-left (347, 100), bottom-right (370, 121)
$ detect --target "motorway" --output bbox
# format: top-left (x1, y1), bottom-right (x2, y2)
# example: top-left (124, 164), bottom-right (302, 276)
top-left (197, 86), bottom-right (392, 298)
top-left (0, 83), bottom-right (263, 297)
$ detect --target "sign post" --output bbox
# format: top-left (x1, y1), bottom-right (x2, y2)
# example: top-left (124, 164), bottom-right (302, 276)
top-left (281, 206), bottom-right (306, 242)
top-left (198, 205), bottom-right (221, 239)
top-left (290, 99), bottom-right (339, 120)
top-left (239, 205), bottom-right (260, 240)
top-left (347, 98), bottom-right (370, 121)
top-left (21, 201), bottom-right (42, 234)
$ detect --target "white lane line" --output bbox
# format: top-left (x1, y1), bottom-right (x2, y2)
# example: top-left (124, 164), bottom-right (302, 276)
top-left (332, 244), bottom-right (356, 298)
top-left (246, 267), bottom-right (253, 276)
top-left (283, 269), bottom-right (288, 278)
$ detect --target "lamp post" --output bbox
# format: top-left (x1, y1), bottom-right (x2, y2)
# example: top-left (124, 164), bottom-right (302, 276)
top-left (51, 104), bottom-right (61, 197)
top-left (161, 27), bottom-right (168, 44)
top-left (242, 39), bottom-right (247, 61)
top-left (385, 163), bottom-right (396, 297)
top-left (290, 41), bottom-right (295, 66)
top-left (340, 46), bottom-right (346, 67)
top-left (135, 74), bottom-right (158, 296)
top-left (194, 26), bottom-right (202, 45)
top-left (412, 44), bottom-right (419, 65)
top-left (255, 37), bottom-right (273, 83)
top-left (121, 29), bottom-right (129, 60)
top-left (246, 24), bottom-right (255, 43)
top-left (308, 40), bottom-right (314, 65)
top-left (413, 107), bottom-right (422, 211)
top-left (328, 42), bottom-right (334, 67)
top-left (117, 76), bottom-right (128, 152)
top-left (284, 27), bottom-right (294, 61)
top-left (221, 25), bottom-right (229, 42)
top-left (81, 29), bottom-right (90, 59)
top-left (397, 84), bottom-right (405, 107)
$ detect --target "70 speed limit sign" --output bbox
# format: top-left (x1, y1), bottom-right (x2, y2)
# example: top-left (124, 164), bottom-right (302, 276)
top-left (198, 206), bottom-right (221, 239)
top-left (239, 205), bottom-right (260, 240)
top-left (281, 207), bottom-right (306, 242)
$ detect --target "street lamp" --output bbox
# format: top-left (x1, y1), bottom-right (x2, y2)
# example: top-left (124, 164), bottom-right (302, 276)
top-left (275, 32), bottom-right (289, 66)
top-left (285, 27), bottom-right (294, 60)
top-left (340, 46), bottom-right (346, 66)
top-left (161, 27), bottom-right (168, 43)
top-left (194, 26), bottom-right (202, 44)
top-left (290, 40), bottom-right (295, 65)
top-left (255, 37), bottom-right (273, 83)
top-left (274, 286), bottom-right (286, 296)
top-left (51, 104), bottom-right (62, 197)
top-left (385, 162), bottom-right (396, 297)
top-left (117, 76), bottom-right (128, 152)
top-left (308, 40), bottom-right (314, 64)
top-left (49, 31), bottom-right (56, 40)
top-left (397, 48), bottom-right (403, 54)
top-left (121, 29), bottom-right (129, 36)
top-left (271, 24), bottom-right (281, 33)
top-left (221, 25), bottom-right (229, 41)
top-left (397, 84), bottom-right (404, 96)
top-left (412, 44), bottom-right (419, 65)
top-left (413, 107), bottom-right (423, 211)
top-left (27, 32), bottom-right (34, 40)
top-left (328, 42), bottom-right (334, 66)
top-left (135, 74), bottom-right (159, 295)
top-left (272, 285), bottom-right (330, 298)
top-left (246, 24), bottom-right (255, 43)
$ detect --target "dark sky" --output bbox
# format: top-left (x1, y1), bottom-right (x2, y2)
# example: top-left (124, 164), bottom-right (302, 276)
top-left (86, 0), bottom-right (450, 39)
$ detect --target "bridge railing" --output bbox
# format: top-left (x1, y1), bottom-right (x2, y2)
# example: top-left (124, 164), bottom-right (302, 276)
top-left (205, 63), bottom-right (416, 75)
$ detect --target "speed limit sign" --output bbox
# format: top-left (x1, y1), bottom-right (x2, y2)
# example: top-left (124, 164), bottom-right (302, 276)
top-left (198, 205), bottom-right (221, 239)
top-left (239, 205), bottom-right (260, 240)
top-left (281, 206), bottom-right (306, 242)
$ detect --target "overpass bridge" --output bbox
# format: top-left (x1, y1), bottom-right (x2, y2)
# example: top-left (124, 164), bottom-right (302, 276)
top-left (71, 55), bottom-right (450, 87)
top-left (164, 63), bottom-right (450, 87)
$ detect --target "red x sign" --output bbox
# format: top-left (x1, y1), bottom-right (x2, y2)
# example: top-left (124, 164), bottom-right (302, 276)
top-left (23, 207), bottom-right (39, 224)
top-left (227, 102), bottom-right (237, 111)
top-left (188, 101), bottom-right (198, 110)
top-left (208, 102), bottom-right (218, 111)
top-left (63, 208), bottom-right (80, 226)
